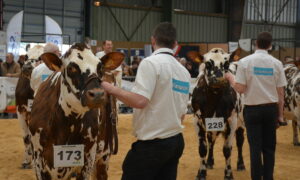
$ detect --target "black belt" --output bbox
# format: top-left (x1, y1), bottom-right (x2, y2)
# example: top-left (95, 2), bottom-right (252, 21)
top-left (245, 103), bottom-right (277, 107)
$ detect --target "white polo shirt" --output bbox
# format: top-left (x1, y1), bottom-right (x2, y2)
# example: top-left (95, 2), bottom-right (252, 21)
top-left (131, 48), bottom-right (191, 140)
top-left (30, 63), bottom-right (53, 94)
top-left (235, 49), bottom-right (287, 105)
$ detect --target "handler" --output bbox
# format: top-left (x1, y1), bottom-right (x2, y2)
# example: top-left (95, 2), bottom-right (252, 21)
top-left (101, 22), bottom-right (190, 180)
top-left (225, 31), bottom-right (287, 180)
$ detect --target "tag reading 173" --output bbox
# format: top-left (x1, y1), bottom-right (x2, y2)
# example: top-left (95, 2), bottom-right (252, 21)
top-left (53, 144), bottom-right (84, 168)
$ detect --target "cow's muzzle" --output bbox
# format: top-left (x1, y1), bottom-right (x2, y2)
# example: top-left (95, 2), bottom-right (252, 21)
top-left (83, 88), bottom-right (106, 108)
top-left (209, 77), bottom-right (228, 88)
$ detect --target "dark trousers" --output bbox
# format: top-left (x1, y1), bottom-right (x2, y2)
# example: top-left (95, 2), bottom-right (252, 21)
top-left (244, 104), bottom-right (277, 180)
top-left (121, 133), bottom-right (184, 180)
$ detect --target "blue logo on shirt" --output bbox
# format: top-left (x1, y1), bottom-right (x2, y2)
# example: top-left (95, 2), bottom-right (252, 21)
top-left (41, 74), bottom-right (50, 81)
top-left (172, 78), bottom-right (190, 94)
top-left (253, 67), bottom-right (273, 76)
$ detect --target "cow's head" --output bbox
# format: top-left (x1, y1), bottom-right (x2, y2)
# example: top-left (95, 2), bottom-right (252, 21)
top-left (22, 45), bottom-right (44, 78)
top-left (41, 43), bottom-right (124, 109)
top-left (192, 48), bottom-right (240, 88)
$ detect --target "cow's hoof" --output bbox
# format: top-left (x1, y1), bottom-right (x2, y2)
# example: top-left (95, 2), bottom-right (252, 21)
top-left (20, 162), bottom-right (32, 169)
top-left (206, 159), bottom-right (214, 169)
top-left (237, 163), bottom-right (246, 171)
top-left (206, 164), bottom-right (214, 169)
top-left (224, 175), bottom-right (234, 180)
top-left (293, 142), bottom-right (300, 146)
top-left (195, 170), bottom-right (206, 180)
top-left (224, 177), bottom-right (234, 180)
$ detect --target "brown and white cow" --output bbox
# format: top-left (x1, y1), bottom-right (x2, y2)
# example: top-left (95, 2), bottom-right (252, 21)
top-left (283, 64), bottom-right (300, 146)
top-left (191, 48), bottom-right (245, 180)
top-left (29, 43), bottom-right (123, 180)
top-left (16, 45), bottom-right (44, 169)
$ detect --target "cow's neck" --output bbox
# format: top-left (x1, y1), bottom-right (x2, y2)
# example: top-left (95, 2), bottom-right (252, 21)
top-left (59, 77), bottom-right (89, 118)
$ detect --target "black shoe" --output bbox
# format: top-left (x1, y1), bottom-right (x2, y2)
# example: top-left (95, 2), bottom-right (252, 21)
top-left (278, 121), bottom-right (288, 126)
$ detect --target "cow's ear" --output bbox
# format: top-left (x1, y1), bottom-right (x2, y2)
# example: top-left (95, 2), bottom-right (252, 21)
top-left (187, 51), bottom-right (204, 64)
top-left (100, 52), bottom-right (125, 70)
top-left (40, 53), bottom-right (63, 71)
top-left (229, 47), bottom-right (241, 62)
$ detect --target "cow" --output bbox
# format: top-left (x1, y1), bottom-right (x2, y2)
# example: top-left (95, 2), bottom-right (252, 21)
top-left (283, 64), bottom-right (300, 146)
top-left (191, 48), bottom-right (245, 180)
top-left (16, 45), bottom-right (44, 169)
top-left (28, 43), bottom-right (123, 180)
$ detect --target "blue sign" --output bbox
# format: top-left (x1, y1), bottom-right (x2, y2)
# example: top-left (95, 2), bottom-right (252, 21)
top-left (172, 78), bottom-right (190, 94)
top-left (253, 67), bottom-right (274, 76)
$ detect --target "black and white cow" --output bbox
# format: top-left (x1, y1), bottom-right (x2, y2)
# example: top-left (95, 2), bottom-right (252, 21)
top-left (283, 64), bottom-right (300, 146)
top-left (16, 45), bottom-right (44, 169)
top-left (29, 43), bottom-right (123, 180)
top-left (191, 48), bottom-right (245, 180)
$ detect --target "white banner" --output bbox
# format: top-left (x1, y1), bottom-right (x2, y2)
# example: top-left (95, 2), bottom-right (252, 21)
top-left (6, 11), bottom-right (23, 59)
top-left (0, 77), bottom-right (18, 112)
top-left (229, 42), bottom-right (238, 53)
top-left (239, 39), bottom-right (251, 52)
top-left (45, 16), bottom-right (63, 47)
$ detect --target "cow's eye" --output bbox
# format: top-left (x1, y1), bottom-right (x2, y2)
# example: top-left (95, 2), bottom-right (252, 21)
top-left (97, 63), bottom-right (103, 76)
top-left (224, 61), bottom-right (229, 70)
top-left (67, 66), bottom-right (77, 74)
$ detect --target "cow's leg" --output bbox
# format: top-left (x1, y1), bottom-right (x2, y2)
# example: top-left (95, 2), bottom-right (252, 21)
top-left (206, 132), bottom-right (217, 169)
top-left (223, 118), bottom-right (237, 180)
top-left (17, 111), bottom-right (32, 169)
top-left (293, 116), bottom-right (300, 146)
top-left (235, 127), bottom-right (245, 171)
top-left (91, 153), bottom-right (110, 180)
top-left (194, 114), bottom-right (207, 180)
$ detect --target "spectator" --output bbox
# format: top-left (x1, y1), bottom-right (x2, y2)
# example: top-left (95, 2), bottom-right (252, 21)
top-left (0, 58), bottom-right (2, 76)
top-left (1, 53), bottom-right (21, 77)
top-left (17, 55), bottom-right (26, 68)
top-left (179, 57), bottom-right (187, 67)
top-left (96, 40), bottom-right (122, 88)
top-left (295, 56), bottom-right (300, 68)
top-left (283, 56), bottom-right (293, 64)
top-left (131, 60), bottom-right (139, 76)
top-left (186, 61), bottom-right (198, 78)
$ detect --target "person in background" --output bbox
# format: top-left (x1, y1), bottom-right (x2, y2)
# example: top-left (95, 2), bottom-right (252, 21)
top-left (30, 43), bottom-right (61, 94)
top-left (96, 40), bottom-right (123, 88)
top-left (101, 22), bottom-right (190, 180)
top-left (283, 56), bottom-right (294, 65)
top-left (225, 31), bottom-right (287, 180)
top-left (0, 59), bottom-right (2, 76)
top-left (17, 55), bottom-right (26, 68)
top-left (179, 57), bottom-right (187, 67)
top-left (1, 53), bottom-right (21, 77)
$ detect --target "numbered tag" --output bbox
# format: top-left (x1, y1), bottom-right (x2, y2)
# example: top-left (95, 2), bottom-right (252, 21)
top-left (53, 144), bottom-right (84, 168)
top-left (27, 99), bottom-right (33, 112)
top-left (205, 118), bottom-right (225, 131)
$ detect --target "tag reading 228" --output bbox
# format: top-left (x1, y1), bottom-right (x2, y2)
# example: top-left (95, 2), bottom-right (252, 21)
top-left (205, 118), bottom-right (225, 131)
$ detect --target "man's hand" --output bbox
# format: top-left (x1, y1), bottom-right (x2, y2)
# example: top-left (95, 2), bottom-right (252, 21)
top-left (6, 73), bottom-right (12, 77)
top-left (225, 72), bottom-right (234, 85)
top-left (101, 81), bottom-right (115, 94)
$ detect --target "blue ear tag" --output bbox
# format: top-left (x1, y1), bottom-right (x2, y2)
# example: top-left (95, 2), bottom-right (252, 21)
top-left (41, 74), bottom-right (50, 81)
top-left (172, 78), bottom-right (190, 94)
top-left (253, 67), bottom-right (273, 76)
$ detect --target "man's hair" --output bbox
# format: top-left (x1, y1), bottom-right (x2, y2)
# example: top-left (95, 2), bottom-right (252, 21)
top-left (102, 40), bottom-right (112, 46)
top-left (256, 32), bottom-right (272, 49)
top-left (152, 22), bottom-right (177, 49)
top-left (44, 43), bottom-right (59, 53)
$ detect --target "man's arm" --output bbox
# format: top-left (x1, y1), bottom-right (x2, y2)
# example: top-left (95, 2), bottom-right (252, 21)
top-left (225, 73), bottom-right (247, 94)
top-left (276, 87), bottom-right (285, 122)
top-left (101, 81), bottom-right (149, 109)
